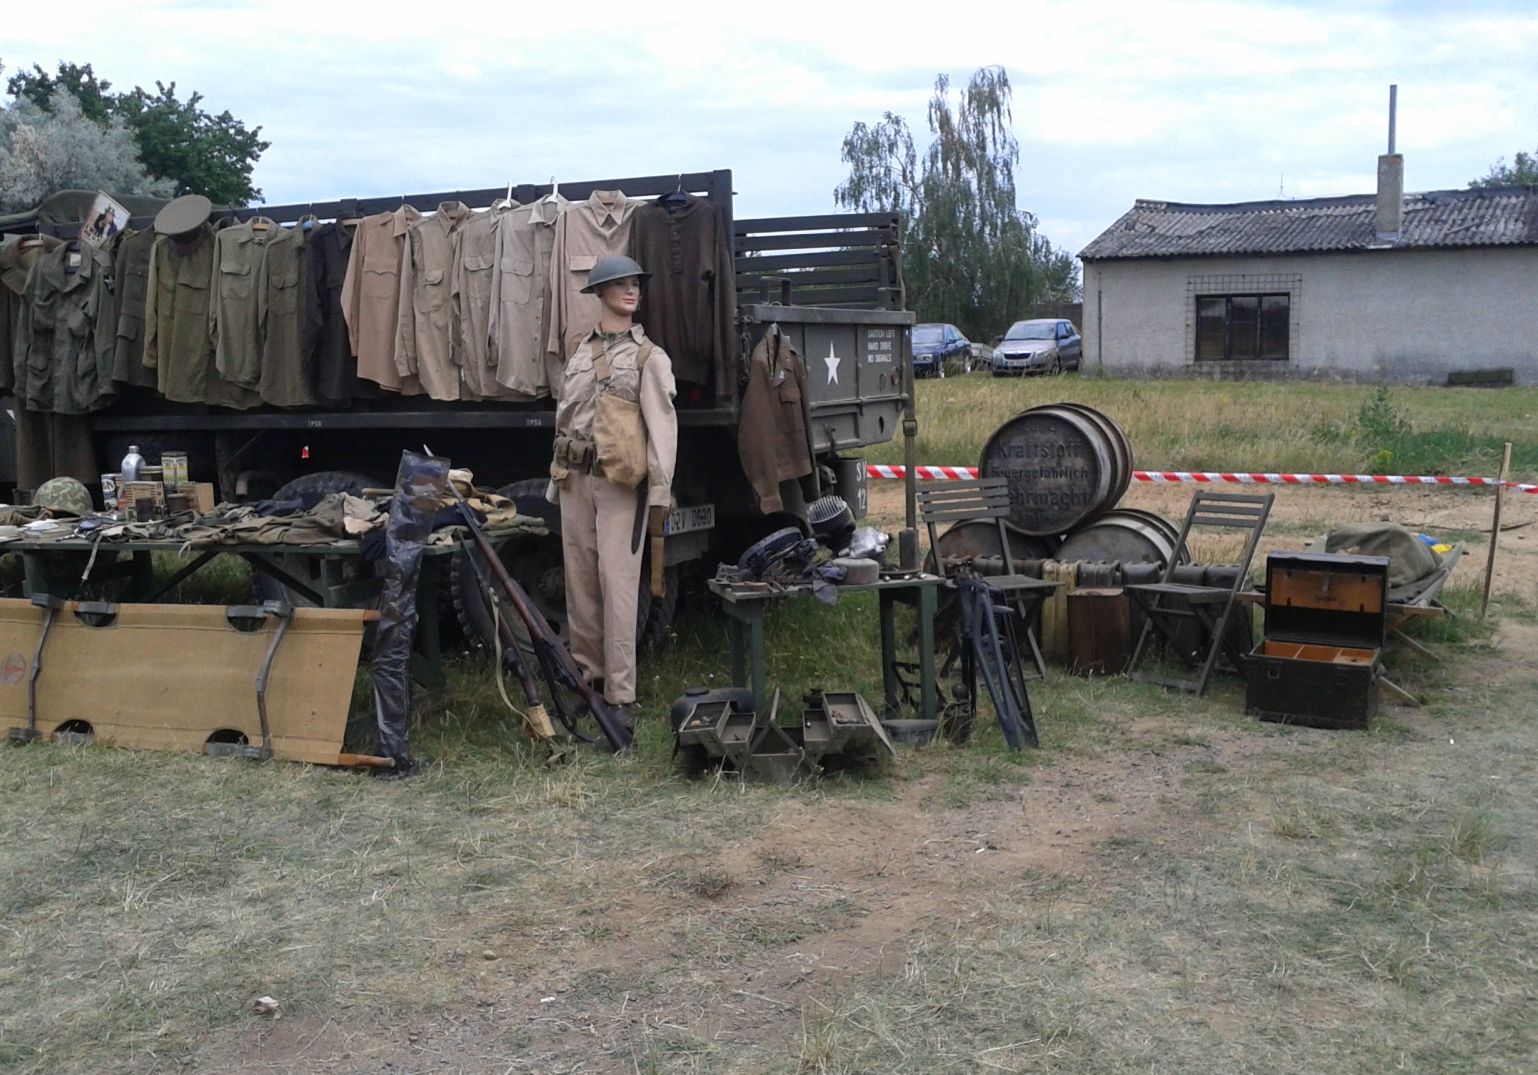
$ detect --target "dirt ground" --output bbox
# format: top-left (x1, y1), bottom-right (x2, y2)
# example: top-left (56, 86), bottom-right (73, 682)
top-left (163, 478), bottom-right (1538, 1074)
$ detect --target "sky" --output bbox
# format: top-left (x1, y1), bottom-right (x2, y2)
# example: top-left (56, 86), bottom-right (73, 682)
top-left (4, 0), bottom-right (1536, 260)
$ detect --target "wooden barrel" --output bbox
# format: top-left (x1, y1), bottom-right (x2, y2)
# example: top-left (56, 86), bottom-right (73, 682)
top-left (1054, 509), bottom-right (1186, 567)
top-left (978, 404), bottom-right (1133, 536)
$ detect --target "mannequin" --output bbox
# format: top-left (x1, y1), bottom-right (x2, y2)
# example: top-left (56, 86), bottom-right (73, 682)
top-left (548, 256), bottom-right (678, 727)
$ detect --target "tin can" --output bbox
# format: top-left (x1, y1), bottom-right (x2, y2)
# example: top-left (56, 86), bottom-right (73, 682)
top-left (101, 472), bottom-right (121, 511)
top-left (161, 451), bottom-right (189, 488)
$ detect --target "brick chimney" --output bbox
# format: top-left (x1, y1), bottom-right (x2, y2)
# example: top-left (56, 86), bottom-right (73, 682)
top-left (1375, 85), bottom-right (1403, 241)
top-left (1376, 153), bottom-right (1404, 241)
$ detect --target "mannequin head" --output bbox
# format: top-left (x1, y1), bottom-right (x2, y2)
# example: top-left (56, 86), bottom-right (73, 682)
top-left (597, 275), bottom-right (641, 330)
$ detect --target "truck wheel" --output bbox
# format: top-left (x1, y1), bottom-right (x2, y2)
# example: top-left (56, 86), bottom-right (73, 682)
top-left (452, 479), bottom-right (567, 655)
top-left (252, 471), bottom-right (384, 607)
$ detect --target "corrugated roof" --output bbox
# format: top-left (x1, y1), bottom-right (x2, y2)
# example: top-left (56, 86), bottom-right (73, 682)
top-left (1079, 185), bottom-right (1538, 260)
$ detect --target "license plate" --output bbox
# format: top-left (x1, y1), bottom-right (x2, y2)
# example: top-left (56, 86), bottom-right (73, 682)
top-left (664, 504), bottom-right (715, 536)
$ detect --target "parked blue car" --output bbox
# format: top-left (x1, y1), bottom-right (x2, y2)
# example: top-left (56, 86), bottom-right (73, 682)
top-left (912, 323), bottom-right (973, 378)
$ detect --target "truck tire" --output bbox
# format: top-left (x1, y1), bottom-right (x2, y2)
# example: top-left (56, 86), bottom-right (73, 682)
top-left (451, 478), bottom-right (680, 655)
top-left (252, 470), bottom-right (383, 607)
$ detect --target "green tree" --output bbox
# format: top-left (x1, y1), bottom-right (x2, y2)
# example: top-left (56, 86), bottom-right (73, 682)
top-left (4, 61), bottom-right (269, 205)
top-left (0, 89), bottom-right (173, 213)
top-left (836, 67), bottom-right (1078, 340)
top-left (1468, 147), bottom-right (1538, 188)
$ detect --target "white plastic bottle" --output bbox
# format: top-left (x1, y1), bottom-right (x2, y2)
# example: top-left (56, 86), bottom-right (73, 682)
top-left (121, 445), bottom-right (145, 482)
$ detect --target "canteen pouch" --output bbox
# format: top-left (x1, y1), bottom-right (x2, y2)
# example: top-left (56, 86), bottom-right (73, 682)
top-left (594, 392), bottom-right (647, 489)
top-left (592, 341), bottom-right (653, 490)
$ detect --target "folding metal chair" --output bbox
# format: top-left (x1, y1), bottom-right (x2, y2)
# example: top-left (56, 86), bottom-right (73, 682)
top-left (919, 477), bottom-right (1061, 677)
top-left (1124, 491), bottom-right (1274, 695)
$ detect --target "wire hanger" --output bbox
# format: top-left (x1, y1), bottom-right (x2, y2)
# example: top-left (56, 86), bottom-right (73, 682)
top-left (661, 173), bottom-right (688, 208)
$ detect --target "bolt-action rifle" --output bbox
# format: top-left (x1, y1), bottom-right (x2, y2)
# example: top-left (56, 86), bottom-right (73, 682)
top-left (445, 480), bottom-right (633, 752)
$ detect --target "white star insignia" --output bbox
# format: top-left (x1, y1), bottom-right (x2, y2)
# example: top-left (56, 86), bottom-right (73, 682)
top-left (824, 342), bottom-right (841, 386)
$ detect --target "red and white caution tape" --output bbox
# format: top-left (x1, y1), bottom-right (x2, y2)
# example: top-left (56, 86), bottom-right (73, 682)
top-left (865, 463), bottom-right (1538, 494)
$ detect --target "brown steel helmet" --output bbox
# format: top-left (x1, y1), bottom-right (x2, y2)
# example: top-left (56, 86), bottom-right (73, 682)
top-left (580, 255), bottom-right (650, 294)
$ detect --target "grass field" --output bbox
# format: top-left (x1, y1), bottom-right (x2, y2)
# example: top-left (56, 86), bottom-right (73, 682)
top-left (2, 376), bottom-right (1536, 1073)
top-left (871, 373), bottom-right (1538, 477)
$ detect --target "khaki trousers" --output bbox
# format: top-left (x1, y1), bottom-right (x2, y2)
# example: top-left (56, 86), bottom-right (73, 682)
top-left (559, 468), bottom-right (643, 706)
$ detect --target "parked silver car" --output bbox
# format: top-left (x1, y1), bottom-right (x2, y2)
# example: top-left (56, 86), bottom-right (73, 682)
top-left (992, 319), bottom-right (1082, 375)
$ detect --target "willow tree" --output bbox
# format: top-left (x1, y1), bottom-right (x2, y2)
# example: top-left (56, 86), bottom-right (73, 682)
top-left (836, 67), bottom-right (1077, 339)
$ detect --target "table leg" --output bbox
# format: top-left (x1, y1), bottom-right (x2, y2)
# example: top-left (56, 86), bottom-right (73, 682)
top-left (917, 583), bottom-right (938, 723)
top-left (879, 590), bottom-right (899, 718)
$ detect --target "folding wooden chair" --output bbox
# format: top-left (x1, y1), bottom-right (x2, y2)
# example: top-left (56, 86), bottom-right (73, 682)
top-left (919, 477), bottom-right (1061, 677)
top-left (1124, 491), bottom-right (1274, 695)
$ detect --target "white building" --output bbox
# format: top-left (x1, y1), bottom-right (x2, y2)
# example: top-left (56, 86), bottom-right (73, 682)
top-left (1079, 158), bottom-right (1538, 385)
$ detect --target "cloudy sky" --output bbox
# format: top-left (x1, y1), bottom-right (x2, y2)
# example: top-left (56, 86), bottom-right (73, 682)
top-left (5, 0), bottom-right (1536, 259)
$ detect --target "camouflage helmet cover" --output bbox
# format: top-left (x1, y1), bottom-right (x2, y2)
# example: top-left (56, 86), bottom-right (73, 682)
top-left (34, 476), bottom-right (94, 516)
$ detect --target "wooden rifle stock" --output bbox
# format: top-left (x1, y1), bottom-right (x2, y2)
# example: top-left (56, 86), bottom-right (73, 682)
top-left (447, 485), bottom-right (633, 751)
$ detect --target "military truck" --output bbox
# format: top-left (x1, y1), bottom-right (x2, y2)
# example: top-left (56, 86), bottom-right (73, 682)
top-left (1, 170), bottom-right (916, 646)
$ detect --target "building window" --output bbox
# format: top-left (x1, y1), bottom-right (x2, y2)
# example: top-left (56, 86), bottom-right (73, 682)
top-left (1195, 294), bottom-right (1290, 361)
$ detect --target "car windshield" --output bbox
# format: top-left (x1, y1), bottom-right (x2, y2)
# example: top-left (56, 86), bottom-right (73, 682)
top-left (913, 326), bottom-right (943, 344)
top-left (1004, 322), bottom-right (1055, 341)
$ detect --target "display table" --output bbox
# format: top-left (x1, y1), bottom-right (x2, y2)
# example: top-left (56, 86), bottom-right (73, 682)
top-left (1, 536), bottom-right (453, 694)
top-left (707, 572), bottom-right (947, 722)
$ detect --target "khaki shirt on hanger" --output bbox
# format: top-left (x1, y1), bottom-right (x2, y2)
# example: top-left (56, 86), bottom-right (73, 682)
top-left (490, 193), bottom-right (565, 398)
top-left (547, 190), bottom-right (638, 364)
top-left (396, 201), bottom-right (472, 401)
top-left (451, 203), bottom-right (524, 400)
top-left (341, 205), bottom-right (423, 394)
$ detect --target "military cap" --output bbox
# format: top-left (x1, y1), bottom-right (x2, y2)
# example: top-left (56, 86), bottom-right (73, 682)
top-left (154, 194), bottom-right (213, 236)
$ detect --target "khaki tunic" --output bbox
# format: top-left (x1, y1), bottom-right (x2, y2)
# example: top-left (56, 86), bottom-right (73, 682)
top-left (396, 201), bottom-right (472, 401)
top-left (553, 324), bottom-right (678, 509)
top-left (490, 193), bottom-right (564, 397)
top-left (546, 190), bottom-right (638, 363)
top-left (256, 224), bottom-right (316, 407)
top-left (341, 206), bottom-right (422, 394)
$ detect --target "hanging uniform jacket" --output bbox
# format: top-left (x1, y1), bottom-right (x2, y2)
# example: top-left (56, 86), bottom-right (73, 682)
top-left (490, 193), bottom-right (564, 398)
top-left (450, 203), bottom-right (522, 400)
top-left (211, 217), bottom-right (279, 390)
top-left (256, 223), bottom-right (316, 407)
top-left (16, 240), bottom-right (117, 415)
top-left (303, 219), bottom-right (376, 403)
top-left (2, 235), bottom-right (96, 488)
top-left (146, 226), bottom-right (259, 408)
top-left (738, 330), bottom-right (817, 513)
top-left (0, 235), bottom-right (60, 397)
top-left (547, 190), bottom-right (638, 365)
top-left (394, 201), bottom-right (471, 401)
top-left (111, 228), bottom-right (159, 388)
top-left (633, 193), bottom-right (736, 400)
top-left (341, 205), bottom-right (423, 394)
